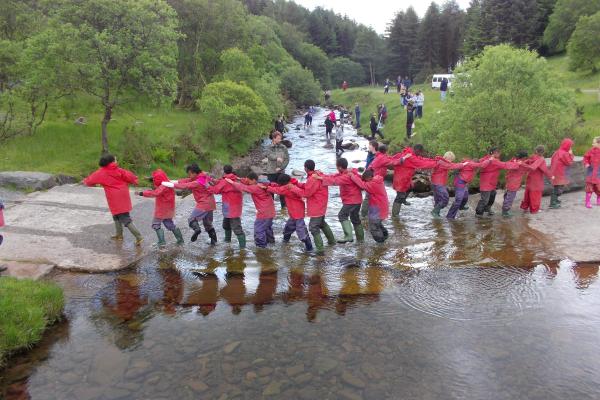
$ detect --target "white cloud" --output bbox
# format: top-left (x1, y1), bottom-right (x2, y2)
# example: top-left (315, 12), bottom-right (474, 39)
top-left (293, 0), bottom-right (472, 34)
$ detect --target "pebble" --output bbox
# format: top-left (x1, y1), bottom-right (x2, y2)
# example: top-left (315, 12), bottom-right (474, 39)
top-left (187, 380), bottom-right (209, 393)
top-left (316, 358), bottom-right (338, 374)
top-left (294, 372), bottom-right (313, 384)
top-left (223, 341), bottom-right (241, 354)
top-left (341, 371), bottom-right (366, 388)
top-left (286, 363), bottom-right (304, 377)
top-left (245, 371), bottom-right (258, 381)
top-left (339, 388), bottom-right (364, 400)
top-left (262, 381), bottom-right (283, 396)
top-left (258, 366), bottom-right (274, 377)
top-left (60, 372), bottom-right (80, 385)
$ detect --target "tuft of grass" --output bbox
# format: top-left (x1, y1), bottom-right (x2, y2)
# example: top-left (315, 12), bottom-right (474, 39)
top-left (0, 277), bottom-right (64, 368)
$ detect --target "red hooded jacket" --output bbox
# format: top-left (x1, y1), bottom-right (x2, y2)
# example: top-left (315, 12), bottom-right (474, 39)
top-left (267, 184), bottom-right (305, 219)
top-left (142, 169), bottom-right (175, 219)
top-left (453, 159), bottom-right (489, 188)
top-left (478, 155), bottom-right (517, 191)
top-left (291, 171), bottom-right (329, 217)
top-left (350, 174), bottom-right (389, 220)
top-left (84, 162), bottom-right (138, 215)
top-left (504, 159), bottom-right (529, 191)
top-left (430, 157), bottom-right (464, 186)
top-left (368, 152), bottom-right (391, 178)
top-left (583, 147), bottom-right (600, 185)
top-left (322, 169), bottom-right (363, 205)
top-left (231, 181), bottom-right (275, 219)
top-left (550, 139), bottom-right (574, 186)
top-left (524, 155), bottom-right (552, 191)
top-left (174, 174), bottom-right (216, 212)
top-left (390, 154), bottom-right (437, 192)
top-left (207, 173), bottom-right (243, 218)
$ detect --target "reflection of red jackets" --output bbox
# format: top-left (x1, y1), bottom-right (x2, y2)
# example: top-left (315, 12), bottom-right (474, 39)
top-left (174, 175), bottom-right (216, 211)
top-left (207, 173), bottom-right (243, 218)
top-left (391, 155), bottom-right (437, 192)
top-left (142, 169), bottom-right (175, 219)
top-left (350, 174), bottom-right (389, 219)
top-left (291, 171), bottom-right (328, 217)
top-left (505, 159), bottom-right (529, 191)
top-left (454, 159), bottom-right (488, 188)
top-left (322, 170), bottom-right (363, 205)
top-left (478, 155), bottom-right (516, 191)
top-left (231, 182), bottom-right (275, 219)
top-left (368, 152), bottom-right (391, 178)
top-left (84, 162), bottom-right (138, 215)
top-left (525, 155), bottom-right (552, 191)
top-left (584, 147), bottom-right (600, 184)
top-left (550, 139), bottom-right (574, 185)
top-left (431, 157), bottom-right (463, 186)
top-left (268, 184), bottom-right (305, 219)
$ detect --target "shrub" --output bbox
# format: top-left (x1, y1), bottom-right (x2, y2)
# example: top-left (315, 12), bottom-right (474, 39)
top-left (119, 126), bottom-right (153, 171)
top-left (279, 65), bottom-right (321, 106)
top-left (329, 57), bottom-right (366, 87)
top-left (567, 11), bottom-right (600, 72)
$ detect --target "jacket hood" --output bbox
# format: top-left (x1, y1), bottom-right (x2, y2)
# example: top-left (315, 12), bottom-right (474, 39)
top-left (223, 173), bottom-right (238, 180)
top-left (104, 162), bottom-right (119, 170)
top-left (152, 169), bottom-right (169, 187)
top-left (560, 138), bottom-right (573, 152)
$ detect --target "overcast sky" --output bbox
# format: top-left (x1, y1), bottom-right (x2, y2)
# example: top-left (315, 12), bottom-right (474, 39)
top-left (294, 0), bottom-right (472, 34)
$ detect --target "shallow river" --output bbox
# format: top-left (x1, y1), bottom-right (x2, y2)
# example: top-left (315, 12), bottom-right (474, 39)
top-left (2, 108), bottom-right (600, 400)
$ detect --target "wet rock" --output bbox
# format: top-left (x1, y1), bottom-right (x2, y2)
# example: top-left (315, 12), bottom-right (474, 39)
top-left (341, 371), bottom-right (366, 388)
top-left (299, 135), bottom-right (305, 138)
top-left (339, 388), bottom-right (363, 400)
top-left (316, 357), bottom-right (338, 374)
top-left (257, 366), bottom-right (274, 377)
top-left (145, 374), bottom-right (161, 385)
top-left (282, 139), bottom-right (293, 148)
top-left (103, 387), bottom-right (131, 399)
top-left (294, 372), bottom-right (313, 384)
top-left (262, 381), bottom-right (283, 396)
top-left (245, 371), bottom-right (258, 381)
top-left (186, 380), bottom-right (209, 393)
top-left (341, 142), bottom-right (359, 150)
top-left (352, 160), bottom-right (361, 163)
top-left (286, 363), bottom-right (304, 377)
top-left (0, 171), bottom-right (72, 191)
top-left (223, 341), bottom-right (241, 354)
top-left (291, 169), bottom-right (305, 177)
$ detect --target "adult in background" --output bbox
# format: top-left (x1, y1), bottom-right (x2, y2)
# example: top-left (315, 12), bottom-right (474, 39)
top-left (342, 81), bottom-right (349, 91)
top-left (403, 76), bottom-right (411, 91)
top-left (275, 115), bottom-right (285, 135)
top-left (354, 103), bottom-right (361, 129)
top-left (369, 114), bottom-right (383, 140)
top-left (440, 78), bottom-right (448, 101)
top-left (415, 91), bottom-right (424, 119)
top-left (325, 114), bottom-right (334, 142)
top-left (265, 131), bottom-right (289, 210)
top-left (406, 99), bottom-right (415, 139)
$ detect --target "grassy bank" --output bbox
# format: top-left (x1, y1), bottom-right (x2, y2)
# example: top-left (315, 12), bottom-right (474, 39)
top-left (0, 277), bottom-right (64, 368)
top-left (332, 55), bottom-right (600, 155)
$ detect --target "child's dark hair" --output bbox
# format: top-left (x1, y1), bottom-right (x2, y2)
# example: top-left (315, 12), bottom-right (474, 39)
top-left (488, 146), bottom-right (500, 154)
top-left (369, 140), bottom-right (379, 151)
top-left (362, 169), bottom-right (374, 179)
top-left (186, 163), bottom-right (201, 174)
top-left (516, 150), bottom-right (528, 159)
top-left (99, 153), bottom-right (115, 167)
top-left (336, 158), bottom-right (348, 169)
top-left (378, 144), bottom-right (388, 154)
top-left (277, 174), bottom-right (291, 185)
top-left (247, 172), bottom-right (258, 181)
top-left (413, 144), bottom-right (425, 155)
top-left (223, 165), bottom-right (233, 174)
top-left (535, 145), bottom-right (545, 155)
top-left (304, 159), bottom-right (316, 171)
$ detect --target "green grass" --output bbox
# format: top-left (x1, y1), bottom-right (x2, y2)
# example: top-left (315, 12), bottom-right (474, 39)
top-left (0, 277), bottom-right (64, 368)
top-left (332, 54), bottom-right (600, 155)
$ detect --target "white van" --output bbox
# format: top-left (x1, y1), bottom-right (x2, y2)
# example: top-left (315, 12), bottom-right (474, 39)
top-left (431, 74), bottom-right (454, 90)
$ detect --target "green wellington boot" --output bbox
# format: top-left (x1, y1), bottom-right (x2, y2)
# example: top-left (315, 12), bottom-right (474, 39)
top-left (127, 223), bottom-right (144, 246)
top-left (549, 193), bottom-right (561, 209)
top-left (224, 229), bottom-right (232, 243)
top-left (502, 210), bottom-right (512, 218)
top-left (391, 201), bottom-right (402, 218)
top-left (337, 220), bottom-right (354, 243)
top-left (431, 206), bottom-right (441, 218)
top-left (312, 232), bottom-right (324, 252)
top-left (173, 228), bottom-right (185, 245)
top-left (353, 224), bottom-right (365, 242)
top-left (322, 223), bottom-right (336, 245)
top-left (155, 228), bottom-right (167, 247)
top-left (236, 234), bottom-right (246, 249)
top-left (112, 221), bottom-right (124, 240)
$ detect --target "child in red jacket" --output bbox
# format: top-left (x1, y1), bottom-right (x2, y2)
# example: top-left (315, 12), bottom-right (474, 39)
top-left (207, 165), bottom-right (246, 249)
top-left (583, 136), bottom-right (600, 208)
top-left (135, 169), bottom-right (184, 247)
top-left (83, 154), bottom-right (143, 245)
top-left (430, 151), bottom-right (465, 217)
top-left (502, 150), bottom-right (529, 217)
top-left (350, 169), bottom-right (389, 243)
top-left (549, 138), bottom-right (574, 209)
top-left (520, 145), bottom-right (553, 214)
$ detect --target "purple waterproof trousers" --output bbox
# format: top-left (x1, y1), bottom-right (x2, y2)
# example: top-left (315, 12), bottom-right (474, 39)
top-left (432, 184), bottom-right (450, 209)
top-left (254, 218), bottom-right (274, 248)
top-left (447, 186), bottom-right (468, 219)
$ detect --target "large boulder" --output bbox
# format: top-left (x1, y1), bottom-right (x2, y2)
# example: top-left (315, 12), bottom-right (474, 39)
top-left (542, 156), bottom-right (584, 195)
top-left (0, 171), bottom-right (76, 191)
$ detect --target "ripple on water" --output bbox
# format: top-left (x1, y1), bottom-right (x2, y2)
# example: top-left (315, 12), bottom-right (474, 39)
top-left (392, 266), bottom-right (545, 323)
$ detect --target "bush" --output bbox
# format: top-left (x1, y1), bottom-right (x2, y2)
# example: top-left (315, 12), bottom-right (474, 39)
top-left (198, 80), bottom-right (270, 154)
top-left (279, 65), bottom-right (321, 106)
top-left (432, 45), bottom-right (577, 158)
top-left (329, 57), bottom-right (366, 88)
top-left (119, 126), bottom-right (153, 171)
top-left (567, 11), bottom-right (600, 72)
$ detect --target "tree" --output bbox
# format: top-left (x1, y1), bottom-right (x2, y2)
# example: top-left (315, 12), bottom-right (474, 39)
top-left (438, 0), bottom-right (466, 71)
top-left (463, 0), bottom-right (485, 57)
top-left (543, 0), bottom-right (600, 53)
top-left (279, 65), bottom-right (321, 105)
top-left (433, 45), bottom-right (576, 158)
top-left (198, 81), bottom-right (270, 154)
top-left (385, 9), bottom-right (420, 79)
top-left (295, 43), bottom-right (331, 88)
top-left (567, 11), bottom-right (600, 72)
top-left (39, 0), bottom-right (180, 153)
top-left (480, 0), bottom-right (539, 49)
top-left (329, 57), bottom-right (366, 87)
top-left (416, 3), bottom-right (442, 78)
top-left (352, 27), bottom-right (386, 85)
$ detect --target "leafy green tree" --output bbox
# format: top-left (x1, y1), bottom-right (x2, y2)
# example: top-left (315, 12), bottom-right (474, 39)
top-left (219, 48), bottom-right (259, 84)
top-left (329, 57), bottom-right (366, 87)
top-left (433, 45), bottom-right (576, 157)
top-left (567, 11), bottom-right (600, 72)
top-left (386, 9), bottom-right (420, 79)
top-left (296, 43), bottom-right (331, 89)
top-left (279, 65), bottom-right (321, 105)
top-left (543, 0), bottom-right (600, 53)
top-left (416, 3), bottom-right (442, 78)
top-left (198, 81), bottom-right (270, 154)
top-left (352, 27), bottom-right (386, 84)
top-left (463, 0), bottom-right (485, 57)
top-left (480, 0), bottom-right (539, 49)
top-left (438, 0), bottom-right (466, 71)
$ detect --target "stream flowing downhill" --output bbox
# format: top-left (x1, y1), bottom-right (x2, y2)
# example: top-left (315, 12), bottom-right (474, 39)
top-left (2, 108), bottom-right (600, 400)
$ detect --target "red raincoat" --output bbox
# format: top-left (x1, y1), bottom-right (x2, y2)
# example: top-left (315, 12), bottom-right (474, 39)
top-left (231, 182), bottom-right (275, 219)
top-left (207, 173), bottom-right (243, 218)
top-left (524, 155), bottom-right (552, 191)
top-left (478, 155), bottom-right (516, 191)
top-left (390, 155), bottom-right (437, 192)
top-left (267, 184), bottom-right (305, 219)
top-left (350, 174), bottom-right (389, 219)
top-left (550, 139), bottom-right (574, 186)
top-left (368, 152), bottom-right (391, 178)
top-left (504, 159), bottom-right (529, 191)
top-left (142, 169), bottom-right (175, 219)
top-left (454, 159), bottom-right (488, 188)
top-left (291, 171), bottom-right (329, 217)
top-left (322, 169), bottom-right (363, 205)
top-left (430, 157), bottom-right (464, 186)
top-left (84, 162), bottom-right (138, 215)
top-left (583, 147), bottom-right (600, 185)
top-left (329, 111), bottom-right (336, 122)
top-left (174, 174), bottom-right (216, 211)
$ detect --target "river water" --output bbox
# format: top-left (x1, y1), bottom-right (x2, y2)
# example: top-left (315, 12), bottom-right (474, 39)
top-left (2, 108), bottom-right (600, 400)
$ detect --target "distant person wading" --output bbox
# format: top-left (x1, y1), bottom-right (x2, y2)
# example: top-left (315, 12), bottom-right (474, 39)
top-left (265, 131), bottom-right (289, 210)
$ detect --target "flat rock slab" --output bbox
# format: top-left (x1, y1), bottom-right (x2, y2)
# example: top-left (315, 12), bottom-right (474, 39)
top-left (0, 171), bottom-right (77, 191)
top-left (0, 261), bottom-right (54, 280)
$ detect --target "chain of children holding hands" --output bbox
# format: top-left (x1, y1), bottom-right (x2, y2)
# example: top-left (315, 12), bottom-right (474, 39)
top-left (3, 133), bottom-right (597, 255)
